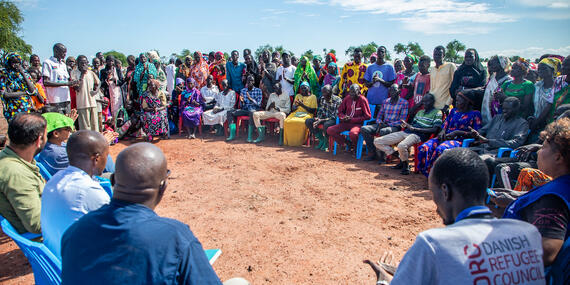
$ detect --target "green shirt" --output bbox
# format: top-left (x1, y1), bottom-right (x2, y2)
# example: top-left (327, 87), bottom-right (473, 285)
top-left (0, 147), bottom-right (44, 234)
top-left (501, 79), bottom-right (535, 117)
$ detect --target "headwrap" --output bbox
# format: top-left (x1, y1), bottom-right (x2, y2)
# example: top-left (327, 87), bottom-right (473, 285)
top-left (313, 55), bottom-right (322, 62)
top-left (539, 57), bottom-right (562, 76)
top-left (42, 112), bottom-right (74, 134)
top-left (215, 51), bottom-right (224, 59)
top-left (3, 52), bottom-right (22, 68)
top-left (406, 54), bottom-right (419, 64)
top-left (328, 53), bottom-right (337, 63)
top-left (370, 52), bottom-right (377, 61)
top-left (293, 56), bottom-right (319, 95)
top-left (185, 77), bottom-right (197, 92)
top-left (516, 58), bottom-right (530, 72)
top-left (497, 55), bottom-right (510, 70)
top-left (148, 50), bottom-right (160, 63)
top-left (529, 62), bottom-right (538, 71)
top-left (327, 62), bottom-right (338, 76)
top-left (176, 78), bottom-right (185, 85)
top-left (300, 81), bottom-right (310, 88)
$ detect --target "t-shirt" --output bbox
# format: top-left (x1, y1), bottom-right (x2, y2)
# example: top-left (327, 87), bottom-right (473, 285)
top-left (411, 73), bottom-right (431, 108)
top-left (430, 62), bottom-right (456, 109)
top-left (501, 80), bottom-right (535, 117)
top-left (406, 108), bottom-right (442, 141)
top-left (42, 56), bottom-right (70, 104)
top-left (364, 63), bottom-right (396, 105)
top-left (391, 218), bottom-right (545, 285)
top-left (520, 195), bottom-right (569, 241)
top-left (71, 69), bottom-right (100, 109)
top-left (276, 65), bottom-right (296, 97)
top-left (36, 142), bottom-right (69, 176)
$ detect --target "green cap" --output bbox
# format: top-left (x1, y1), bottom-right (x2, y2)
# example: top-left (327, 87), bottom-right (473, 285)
top-left (42, 112), bottom-right (75, 134)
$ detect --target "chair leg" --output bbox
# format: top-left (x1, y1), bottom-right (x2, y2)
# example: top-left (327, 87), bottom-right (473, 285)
top-left (356, 135), bottom-right (364, 160)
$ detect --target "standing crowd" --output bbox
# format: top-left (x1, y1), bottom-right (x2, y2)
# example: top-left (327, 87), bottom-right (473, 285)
top-left (0, 42), bottom-right (569, 284)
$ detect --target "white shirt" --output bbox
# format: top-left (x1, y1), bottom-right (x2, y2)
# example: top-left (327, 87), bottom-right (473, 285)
top-left (391, 218), bottom-right (545, 285)
top-left (41, 166), bottom-right (110, 259)
top-left (276, 65), bottom-right (296, 97)
top-left (165, 64), bottom-right (176, 95)
top-left (200, 85), bottom-right (219, 104)
top-left (42, 56), bottom-right (71, 104)
top-left (265, 92), bottom-right (291, 114)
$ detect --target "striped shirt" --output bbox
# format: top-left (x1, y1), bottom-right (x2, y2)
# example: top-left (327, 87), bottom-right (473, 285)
top-left (406, 108), bottom-right (443, 140)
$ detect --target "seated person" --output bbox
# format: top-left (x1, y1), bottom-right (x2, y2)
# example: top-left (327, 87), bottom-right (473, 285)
top-left (283, 82), bottom-right (318, 146)
top-left (252, 82), bottom-right (291, 144)
top-left (501, 118), bottom-right (569, 282)
top-left (305, 84), bottom-right (342, 151)
top-left (327, 84), bottom-right (371, 152)
top-left (36, 112), bottom-right (74, 176)
top-left (61, 143), bottom-right (248, 285)
top-left (361, 84), bottom-right (409, 162)
top-left (417, 92), bottom-right (482, 176)
top-left (180, 78), bottom-right (205, 139)
top-left (202, 79), bottom-right (236, 136)
top-left (41, 130), bottom-right (110, 259)
top-left (226, 75), bottom-right (262, 142)
top-left (373, 93), bottom-right (442, 174)
top-left (468, 97), bottom-right (530, 174)
top-left (0, 113), bottom-right (46, 234)
top-left (200, 75), bottom-right (219, 111)
top-left (364, 148), bottom-right (545, 284)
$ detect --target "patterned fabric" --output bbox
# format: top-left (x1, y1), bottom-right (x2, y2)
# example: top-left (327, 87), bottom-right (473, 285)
top-left (293, 56), bottom-right (320, 96)
top-left (549, 75), bottom-right (569, 122)
top-left (316, 95), bottom-right (342, 120)
top-left (513, 168), bottom-right (552, 192)
top-left (190, 52), bottom-right (210, 89)
top-left (209, 52), bottom-right (226, 89)
top-left (140, 91), bottom-right (168, 138)
top-left (133, 55), bottom-right (158, 96)
top-left (240, 87), bottom-right (262, 112)
top-left (417, 108), bottom-right (482, 176)
top-left (377, 97), bottom-right (409, 127)
top-left (338, 62), bottom-right (367, 97)
top-left (180, 88), bottom-right (204, 128)
top-left (0, 52), bottom-right (35, 121)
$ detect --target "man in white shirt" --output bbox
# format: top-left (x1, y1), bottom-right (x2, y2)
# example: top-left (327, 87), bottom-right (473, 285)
top-left (276, 52), bottom-right (296, 97)
top-left (364, 148), bottom-right (545, 285)
top-left (41, 130), bottom-right (110, 259)
top-left (200, 75), bottom-right (219, 111)
top-left (42, 43), bottom-right (79, 114)
top-left (251, 82), bottom-right (291, 144)
top-left (71, 55), bottom-right (100, 131)
top-left (165, 58), bottom-right (176, 96)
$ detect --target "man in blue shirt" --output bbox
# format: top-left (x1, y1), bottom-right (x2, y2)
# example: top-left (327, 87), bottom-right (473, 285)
top-left (226, 75), bottom-right (262, 142)
top-left (61, 143), bottom-right (223, 284)
top-left (226, 50), bottom-right (246, 93)
top-left (364, 46), bottom-right (396, 105)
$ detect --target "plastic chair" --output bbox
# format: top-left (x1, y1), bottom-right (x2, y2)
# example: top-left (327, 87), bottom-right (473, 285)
top-left (462, 139), bottom-right (516, 188)
top-left (334, 105), bottom-right (376, 159)
top-left (1, 218), bottom-right (62, 285)
top-left (262, 117), bottom-right (280, 136)
top-left (94, 176), bottom-right (113, 198)
top-left (36, 160), bottom-right (52, 181)
top-left (204, 248), bottom-right (222, 265)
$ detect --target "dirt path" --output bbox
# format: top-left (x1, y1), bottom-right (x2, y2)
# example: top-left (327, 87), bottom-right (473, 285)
top-left (0, 134), bottom-right (441, 284)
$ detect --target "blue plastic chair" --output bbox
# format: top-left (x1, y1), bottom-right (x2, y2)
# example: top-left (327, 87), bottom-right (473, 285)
top-left (462, 139), bottom-right (519, 188)
top-left (0, 218), bottom-right (62, 285)
top-left (34, 154), bottom-right (52, 181)
top-left (333, 105), bottom-right (376, 159)
top-left (93, 176), bottom-right (113, 198)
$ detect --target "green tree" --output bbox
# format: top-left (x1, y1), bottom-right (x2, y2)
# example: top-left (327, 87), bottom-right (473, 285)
top-left (345, 42), bottom-right (378, 63)
top-left (444, 39), bottom-right (466, 63)
top-left (254, 44), bottom-right (294, 59)
top-left (177, 49), bottom-right (192, 60)
top-left (0, 0), bottom-right (32, 59)
top-left (393, 42), bottom-right (424, 57)
top-left (302, 49), bottom-right (314, 60)
top-left (322, 48), bottom-right (337, 57)
top-left (103, 50), bottom-right (127, 66)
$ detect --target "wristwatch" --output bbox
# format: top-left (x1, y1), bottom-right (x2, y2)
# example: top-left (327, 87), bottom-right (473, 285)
top-left (376, 281), bottom-right (389, 285)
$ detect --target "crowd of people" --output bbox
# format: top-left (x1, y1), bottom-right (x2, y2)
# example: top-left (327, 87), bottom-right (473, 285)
top-left (0, 42), bottom-right (569, 284)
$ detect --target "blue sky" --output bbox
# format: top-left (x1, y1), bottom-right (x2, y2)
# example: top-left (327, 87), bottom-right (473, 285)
top-left (15, 0), bottom-right (570, 62)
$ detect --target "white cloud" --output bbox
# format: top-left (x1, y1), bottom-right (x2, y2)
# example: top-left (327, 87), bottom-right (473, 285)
top-left (517, 0), bottom-right (570, 8)
top-left (479, 45), bottom-right (570, 59)
top-left (286, 0), bottom-right (326, 4)
top-left (12, 0), bottom-right (40, 8)
top-left (292, 0), bottom-right (516, 34)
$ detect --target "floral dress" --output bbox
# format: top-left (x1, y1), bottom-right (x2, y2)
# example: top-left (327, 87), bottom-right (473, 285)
top-left (0, 66), bottom-right (34, 122)
top-left (140, 91), bottom-right (168, 138)
top-left (180, 88), bottom-right (204, 128)
top-left (417, 108), bottom-right (482, 176)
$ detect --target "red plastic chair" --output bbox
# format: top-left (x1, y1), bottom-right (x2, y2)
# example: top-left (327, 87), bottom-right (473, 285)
top-left (262, 117), bottom-right (280, 135)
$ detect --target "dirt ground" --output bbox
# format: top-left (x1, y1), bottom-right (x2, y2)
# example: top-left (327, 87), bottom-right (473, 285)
top-left (0, 130), bottom-right (442, 284)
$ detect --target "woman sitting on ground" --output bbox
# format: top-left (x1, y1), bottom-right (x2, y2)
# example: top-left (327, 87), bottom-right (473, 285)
top-left (417, 92), bottom-right (482, 176)
top-left (202, 79), bottom-right (236, 136)
top-left (180, 78), bottom-right (204, 139)
top-left (283, 82), bottom-right (317, 146)
top-left (140, 79), bottom-right (168, 141)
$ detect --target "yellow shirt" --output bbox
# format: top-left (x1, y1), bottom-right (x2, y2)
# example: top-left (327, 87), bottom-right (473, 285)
top-left (338, 62), bottom-right (368, 97)
top-left (429, 62), bottom-right (457, 109)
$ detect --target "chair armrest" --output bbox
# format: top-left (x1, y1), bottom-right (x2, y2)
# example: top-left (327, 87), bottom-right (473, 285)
top-left (497, 147), bottom-right (513, 158)
top-left (462, 138), bottom-right (475, 147)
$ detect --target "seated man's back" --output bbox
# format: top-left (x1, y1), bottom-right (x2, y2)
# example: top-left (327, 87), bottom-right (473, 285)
top-left (41, 130), bottom-right (110, 258)
top-left (61, 143), bottom-right (222, 284)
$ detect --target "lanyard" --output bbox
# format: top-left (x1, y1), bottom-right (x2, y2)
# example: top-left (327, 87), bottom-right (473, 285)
top-left (455, 206), bottom-right (492, 223)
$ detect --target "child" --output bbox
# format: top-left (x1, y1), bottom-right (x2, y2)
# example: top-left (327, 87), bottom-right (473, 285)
top-left (405, 55), bottom-right (431, 121)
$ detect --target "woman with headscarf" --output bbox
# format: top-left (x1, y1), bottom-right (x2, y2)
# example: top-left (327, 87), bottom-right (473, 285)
top-left (140, 79), bottom-right (168, 141)
top-left (0, 52), bottom-right (38, 122)
top-left (323, 62), bottom-right (340, 87)
top-left (449, 48), bottom-right (487, 108)
top-left (369, 52), bottom-right (377, 65)
top-left (417, 91), bottom-right (482, 176)
top-left (209, 51), bottom-right (226, 89)
top-left (133, 53), bottom-right (158, 98)
top-left (293, 56), bottom-right (319, 97)
top-left (179, 56), bottom-right (193, 80)
top-left (189, 51), bottom-right (209, 89)
top-left (529, 57), bottom-right (560, 133)
top-left (548, 55), bottom-right (570, 123)
top-left (283, 81), bottom-right (318, 146)
top-left (481, 55), bottom-right (512, 125)
top-left (153, 59), bottom-right (167, 94)
top-left (319, 53), bottom-right (338, 85)
top-left (180, 78), bottom-right (205, 139)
